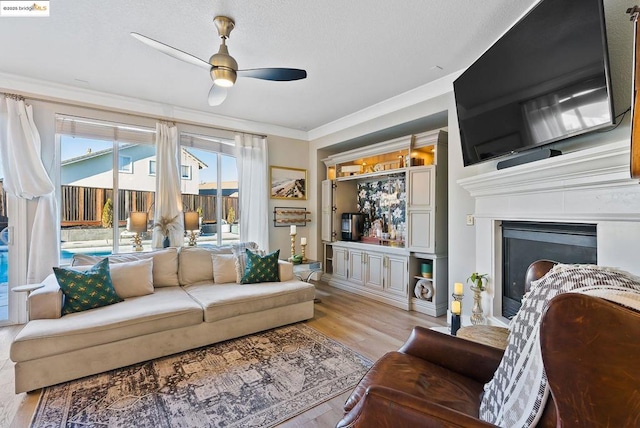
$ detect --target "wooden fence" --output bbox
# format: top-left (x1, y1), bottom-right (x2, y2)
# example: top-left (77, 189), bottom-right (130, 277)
top-left (59, 185), bottom-right (238, 227)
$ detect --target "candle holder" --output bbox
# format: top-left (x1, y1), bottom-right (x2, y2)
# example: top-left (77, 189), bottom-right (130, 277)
top-left (451, 292), bottom-right (464, 336)
top-left (300, 242), bottom-right (307, 262)
top-left (288, 232), bottom-right (296, 262)
top-left (451, 313), bottom-right (461, 336)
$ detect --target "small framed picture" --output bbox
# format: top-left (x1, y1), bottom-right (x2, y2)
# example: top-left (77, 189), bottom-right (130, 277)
top-left (270, 166), bottom-right (307, 200)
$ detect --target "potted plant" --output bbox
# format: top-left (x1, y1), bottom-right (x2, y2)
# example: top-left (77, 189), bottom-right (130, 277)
top-left (467, 272), bottom-right (488, 292)
top-left (153, 215), bottom-right (178, 248)
top-left (467, 272), bottom-right (488, 325)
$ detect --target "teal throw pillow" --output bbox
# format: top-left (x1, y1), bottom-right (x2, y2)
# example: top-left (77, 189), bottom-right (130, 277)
top-left (53, 258), bottom-right (123, 315)
top-left (241, 249), bottom-right (280, 284)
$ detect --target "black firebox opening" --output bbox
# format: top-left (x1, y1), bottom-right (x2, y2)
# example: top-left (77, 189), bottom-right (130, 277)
top-left (501, 221), bottom-right (597, 319)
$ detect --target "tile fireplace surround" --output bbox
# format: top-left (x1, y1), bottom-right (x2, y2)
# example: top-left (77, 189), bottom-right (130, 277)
top-left (458, 140), bottom-right (640, 326)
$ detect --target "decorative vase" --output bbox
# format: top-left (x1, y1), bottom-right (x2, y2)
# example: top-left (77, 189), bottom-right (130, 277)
top-left (162, 235), bottom-right (170, 248)
top-left (470, 286), bottom-right (485, 325)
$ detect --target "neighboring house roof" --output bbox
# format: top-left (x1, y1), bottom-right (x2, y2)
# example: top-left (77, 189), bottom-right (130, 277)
top-left (199, 181), bottom-right (238, 190)
top-left (199, 181), bottom-right (239, 197)
top-left (62, 144), bottom-right (208, 168)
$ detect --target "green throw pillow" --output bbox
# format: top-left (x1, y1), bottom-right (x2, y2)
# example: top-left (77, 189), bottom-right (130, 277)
top-left (53, 258), bottom-right (123, 315)
top-left (241, 249), bottom-right (280, 284)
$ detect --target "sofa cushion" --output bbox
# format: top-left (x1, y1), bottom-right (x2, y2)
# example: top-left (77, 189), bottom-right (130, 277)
top-left (10, 287), bottom-right (203, 363)
top-left (53, 258), bottom-right (122, 315)
top-left (184, 280), bottom-right (315, 323)
top-left (178, 246), bottom-right (233, 286)
top-left (73, 248), bottom-right (179, 287)
top-left (231, 244), bottom-right (263, 283)
top-left (240, 249), bottom-right (280, 284)
top-left (110, 258), bottom-right (155, 298)
top-left (344, 351), bottom-right (485, 417)
top-left (73, 258), bottom-right (155, 299)
top-left (212, 254), bottom-right (237, 284)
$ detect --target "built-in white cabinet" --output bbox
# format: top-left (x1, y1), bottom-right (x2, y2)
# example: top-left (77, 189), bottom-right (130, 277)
top-left (406, 131), bottom-right (448, 254)
top-left (321, 180), bottom-right (333, 243)
top-left (321, 129), bottom-right (448, 316)
top-left (409, 253), bottom-right (448, 316)
top-left (332, 246), bottom-right (348, 281)
top-left (408, 167), bottom-right (434, 209)
top-left (330, 242), bottom-right (410, 309)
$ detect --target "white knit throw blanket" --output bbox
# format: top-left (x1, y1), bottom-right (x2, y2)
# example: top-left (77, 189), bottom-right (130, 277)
top-left (479, 264), bottom-right (640, 427)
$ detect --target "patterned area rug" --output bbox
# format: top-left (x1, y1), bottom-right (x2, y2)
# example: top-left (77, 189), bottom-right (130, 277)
top-left (31, 324), bottom-right (371, 428)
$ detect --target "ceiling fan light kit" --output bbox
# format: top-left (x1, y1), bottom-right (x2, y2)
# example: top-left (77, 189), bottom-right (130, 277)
top-left (131, 15), bottom-right (307, 106)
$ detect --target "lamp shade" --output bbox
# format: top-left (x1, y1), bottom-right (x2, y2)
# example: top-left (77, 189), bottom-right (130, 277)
top-left (129, 212), bottom-right (148, 233)
top-left (184, 211), bottom-right (200, 231)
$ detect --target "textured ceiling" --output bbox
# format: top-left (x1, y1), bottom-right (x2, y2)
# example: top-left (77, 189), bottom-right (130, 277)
top-left (0, 0), bottom-right (537, 132)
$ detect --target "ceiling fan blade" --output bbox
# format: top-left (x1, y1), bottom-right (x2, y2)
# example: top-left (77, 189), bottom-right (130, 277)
top-left (237, 68), bottom-right (307, 81)
top-left (208, 84), bottom-right (228, 106)
top-left (131, 32), bottom-right (211, 70)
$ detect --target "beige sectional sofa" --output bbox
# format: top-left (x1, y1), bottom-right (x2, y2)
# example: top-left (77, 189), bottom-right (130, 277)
top-left (10, 245), bottom-right (315, 393)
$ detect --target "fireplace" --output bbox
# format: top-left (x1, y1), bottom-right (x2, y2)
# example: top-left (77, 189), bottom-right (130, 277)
top-left (458, 141), bottom-right (640, 326)
top-left (501, 221), bottom-right (597, 318)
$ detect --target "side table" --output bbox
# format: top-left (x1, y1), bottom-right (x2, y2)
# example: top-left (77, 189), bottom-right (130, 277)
top-left (292, 260), bottom-right (322, 303)
top-left (456, 325), bottom-right (509, 350)
top-left (292, 260), bottom-right (322, 282)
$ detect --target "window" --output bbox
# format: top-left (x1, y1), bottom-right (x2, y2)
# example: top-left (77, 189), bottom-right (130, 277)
top-left (181, 165), bottom-right (192, 180)
top-left (56, 115), bottom-right (156, 263)
top-left (55, 116), bottom-right (239, 259)
top-left (180, 133), bottom-right (238, 246)
top-left (118, 155), bottom-right (132, 173)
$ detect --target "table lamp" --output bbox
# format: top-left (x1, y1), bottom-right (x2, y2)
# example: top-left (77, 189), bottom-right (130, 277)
top-left (129, 211), bottom-right (148, 251)
top-left (184, 211), bottom-right (200, 246)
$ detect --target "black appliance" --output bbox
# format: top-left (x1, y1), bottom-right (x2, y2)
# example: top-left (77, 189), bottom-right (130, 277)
top-left (341, 213), bottom-right (364, 241)
top-left (454, 0), bottom-right (614, 167)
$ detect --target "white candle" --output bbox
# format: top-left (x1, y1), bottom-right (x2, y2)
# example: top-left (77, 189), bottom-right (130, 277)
top-left (454, 282), bottom-right (464, 296)
top-left (451, 300), bottom-right (461, 315)
top-left (300, 237), bottom-right (307, 245)
top-left (290, 225), bottom-right (297, 235)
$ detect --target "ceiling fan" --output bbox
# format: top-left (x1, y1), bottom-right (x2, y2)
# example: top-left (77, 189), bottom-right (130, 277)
top-left (131, 16), bottom-right (307, 106)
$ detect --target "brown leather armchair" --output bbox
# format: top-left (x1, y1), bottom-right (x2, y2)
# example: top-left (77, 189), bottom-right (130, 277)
top-left (337, 260), bottom-right (640, 427)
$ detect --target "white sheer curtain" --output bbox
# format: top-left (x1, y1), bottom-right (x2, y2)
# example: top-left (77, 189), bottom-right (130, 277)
top-left (0, 96), bottom-right (58, 283)
top-left (235, 134), bottom-right (269, 251)
top-left (153, 122), bottom-right (184, 248)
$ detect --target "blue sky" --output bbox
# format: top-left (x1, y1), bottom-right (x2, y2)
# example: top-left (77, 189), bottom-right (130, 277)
top-left (60, 136), bottom-right (237, 183)
top-left (0, 136), bottom-right (238, 182)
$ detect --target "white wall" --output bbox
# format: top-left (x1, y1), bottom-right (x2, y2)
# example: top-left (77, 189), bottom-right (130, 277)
top-left (267, 135), bottom-right (311, 256)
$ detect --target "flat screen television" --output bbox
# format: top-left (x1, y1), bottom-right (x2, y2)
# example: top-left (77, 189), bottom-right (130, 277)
top-left (453, 0), bottom-right (615, 167)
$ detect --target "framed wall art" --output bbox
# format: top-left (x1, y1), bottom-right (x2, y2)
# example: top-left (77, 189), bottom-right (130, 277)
top-left (270, 166), bottom-right (307, 200)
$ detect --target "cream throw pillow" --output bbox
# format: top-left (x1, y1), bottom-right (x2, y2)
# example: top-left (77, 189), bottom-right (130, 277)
top-left (212, 254), bottom-right (238, 284)
top-left (72, 248), bottom-right (179, 287)
top-left (71, 258), bottom-right (154, 299)
top-left (232, 248), bottom-right (266, 283)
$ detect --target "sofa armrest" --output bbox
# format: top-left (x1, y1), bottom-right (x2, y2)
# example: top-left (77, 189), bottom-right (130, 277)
top-left (28, 274), bottom-right (62, 320)
top-left (398, 326), bottom-right (504, 384)
top-left (337, 385), bottom-right (498, 428)
top-left (278, 260), bottom-right (294, 281)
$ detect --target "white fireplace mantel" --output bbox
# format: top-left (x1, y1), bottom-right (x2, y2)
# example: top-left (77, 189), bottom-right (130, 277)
top-left (457, 140), bottom-right (640, 325)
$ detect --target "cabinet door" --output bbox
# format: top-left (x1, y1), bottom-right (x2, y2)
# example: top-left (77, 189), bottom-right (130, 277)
top-left (364, 251), bottom-right (384, 290)
top-left (347, 249), bottom-right (365, 285)
top-left (321, 180), bottom-right (333, 242)
top-left (408, 167), bottom-right (434, 209)
top-left (333, 247), bottom-right (348, 280)
top-left (385, 255), bottom-right (408, 297)
top-left (408, 210), bottom-right (433, 252)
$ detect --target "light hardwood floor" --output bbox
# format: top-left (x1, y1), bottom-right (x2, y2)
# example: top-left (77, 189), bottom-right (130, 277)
top-left (0, 281), bottom-right (448, 428)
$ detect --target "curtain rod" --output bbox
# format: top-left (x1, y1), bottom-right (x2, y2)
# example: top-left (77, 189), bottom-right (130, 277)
top-left (1, 91), bottom-right (267, 139)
